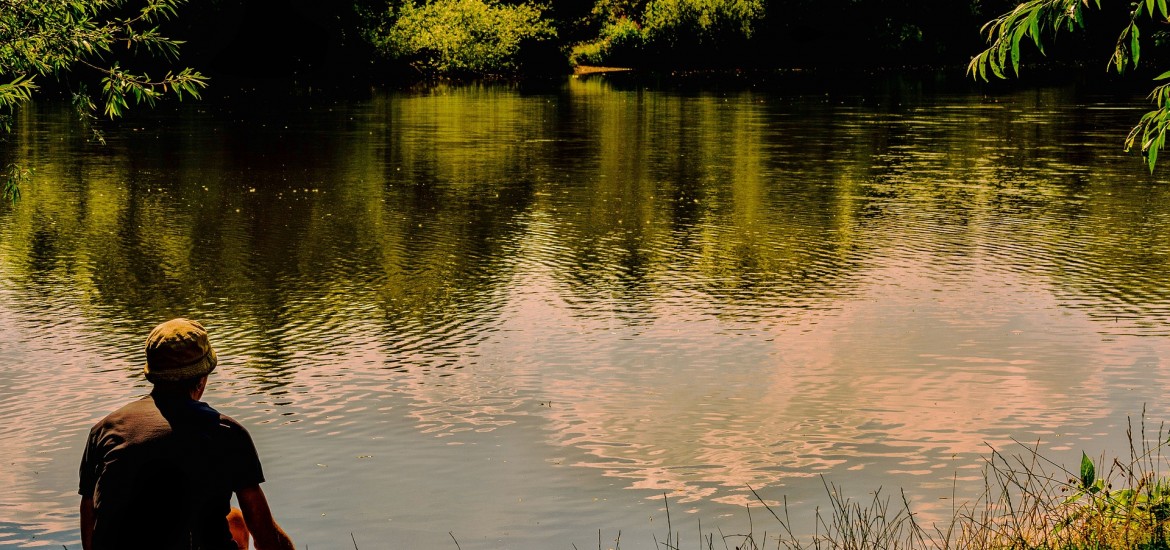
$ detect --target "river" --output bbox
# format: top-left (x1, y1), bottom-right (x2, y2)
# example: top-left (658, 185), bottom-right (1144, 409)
top-left (2, 74), bottom-right (1170, 549)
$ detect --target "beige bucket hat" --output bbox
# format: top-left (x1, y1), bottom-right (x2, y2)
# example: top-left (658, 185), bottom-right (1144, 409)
top-left (143, 318), bottom-right (218, 383)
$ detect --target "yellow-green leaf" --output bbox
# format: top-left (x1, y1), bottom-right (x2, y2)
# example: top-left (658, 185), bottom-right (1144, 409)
top-left (1029, 12), bottom-right (1043, 52)
top-left (1011, 24), bottom-right (1026, 75)
top-left (1133, 24), bottom-right (1141, 68)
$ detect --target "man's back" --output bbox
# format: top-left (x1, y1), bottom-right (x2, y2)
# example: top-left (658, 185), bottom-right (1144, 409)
top-left (79, 394), bottom-right (264, 550)
top-left (80, 318), bottom-right (293, 550)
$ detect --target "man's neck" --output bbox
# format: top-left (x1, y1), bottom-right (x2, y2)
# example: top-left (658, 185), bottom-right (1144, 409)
top-left (150, 388), bottom-right (199, 402)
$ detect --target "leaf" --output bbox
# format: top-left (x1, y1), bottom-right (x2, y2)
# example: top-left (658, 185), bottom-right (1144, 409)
top-left (1081, 452), bottom-right (1096, 488)
top-left (1133, 24), bottom-right (1141, 68)
top-left (1116, 489), bottom-right (1137, 505)
top-left (1029, 12), bottom-right (1044, 52)
top-left (1148, 126), bottom-right (1164, 172)
top-left (1160, 0), bottom-right (1169, 19)
top-left (1154, 70), bottom-right (1170, 80)
top-left (1148, 0), bottom-right (1156, 17)
top-left (968, 53), bottom-right (988, 81)
top-left (1011, 24), bottom-right (1026, 75)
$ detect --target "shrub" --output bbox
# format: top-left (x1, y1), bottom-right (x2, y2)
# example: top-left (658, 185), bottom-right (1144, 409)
top-left (641, 0), bottom-right (764, 46)
top-left (570, 0), bottom-right (763, 68)
top-left (372, 0), bottom-right (556, 76)
top-left (569, 17), bottom-right (644, 66)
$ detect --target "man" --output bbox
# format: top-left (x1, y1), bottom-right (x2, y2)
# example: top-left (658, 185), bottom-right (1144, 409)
top-left (79, 318), bottom-right (295, 550)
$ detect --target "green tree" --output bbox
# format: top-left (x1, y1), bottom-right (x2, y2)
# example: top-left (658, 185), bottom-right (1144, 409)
top-left (366, 0), bottom-right (556, 76)
top-left (570, 0), bottom-right (764, 67)
top-left (969, 0), bottom-right (1170, 171)
top-left (641, 0), bottom-right (764, 46)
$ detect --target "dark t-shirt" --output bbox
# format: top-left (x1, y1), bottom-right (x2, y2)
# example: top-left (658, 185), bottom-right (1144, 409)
top-left (79, 394), bottom-right (265, 550)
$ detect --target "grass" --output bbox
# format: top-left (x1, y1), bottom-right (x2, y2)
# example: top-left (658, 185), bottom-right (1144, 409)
top-left (620, 414), bottom-right (1170, 550)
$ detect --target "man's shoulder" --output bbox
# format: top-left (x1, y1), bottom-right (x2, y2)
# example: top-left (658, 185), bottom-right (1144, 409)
top-left (217, 411), bottom-right (250, 432)
top-left (92, 396), bottom-right (157, 426)
top-left (198, 402), bottom-right (252, 435)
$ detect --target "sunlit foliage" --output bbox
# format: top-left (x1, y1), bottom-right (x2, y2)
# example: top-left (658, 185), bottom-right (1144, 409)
top-left (641, 0), bottom-right (765, 44)
top-left (569, 0), bottom-right (763, 66)
top-left (366, 0), bottom-right (556, 76)
top-left (569, 16), bottom-right (643, 66)
top-left (0, 0), bottom-right (207, 128)
top-left (969, 0), bottom-right (1170, 171)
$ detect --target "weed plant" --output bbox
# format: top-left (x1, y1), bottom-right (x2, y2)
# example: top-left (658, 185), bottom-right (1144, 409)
top-left (629, 414), bottom-right (1170, 550)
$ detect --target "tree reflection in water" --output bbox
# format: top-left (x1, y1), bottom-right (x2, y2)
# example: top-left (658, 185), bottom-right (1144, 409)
top-left (2, 79), bottom-right (1170, 548)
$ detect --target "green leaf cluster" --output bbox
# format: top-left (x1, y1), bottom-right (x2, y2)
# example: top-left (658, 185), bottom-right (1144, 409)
top-left (0, 0), bottom-right (207, 129)
top-left (640, 0), bottom-right (764, 45)
top-left (1057, 452), bottom-right (1170, 546)
top-left (970, 0), bottom-right (1170, 171)
top-left (967, 0), bottom-right (1095, 80)
top-left (566, 0), bottom-right (763, 66)
top-left (569, 16), bottom-right (644, 66)
top-left (2, 163), bottom-right (29, 204)
top-left (365, 0), bottom-right (764, 73)
top-left (1127, 74), bottom-right (1170, 173)
top-left (369, 0), bottom-right (556, 76)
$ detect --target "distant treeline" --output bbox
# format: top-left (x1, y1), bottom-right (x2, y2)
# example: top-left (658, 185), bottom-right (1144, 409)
top-left (161, 0), bottom-right (1135, 81)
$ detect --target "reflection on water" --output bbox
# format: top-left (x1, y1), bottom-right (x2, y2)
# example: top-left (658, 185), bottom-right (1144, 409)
top-left (3, 77), bottom-right (1170, 548)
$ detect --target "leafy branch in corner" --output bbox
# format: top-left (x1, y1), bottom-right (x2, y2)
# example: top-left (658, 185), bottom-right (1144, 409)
top-left (969, 0), bottom-right (1170, 172)
top-left (0, 0), bottom-right (208, 129)
top-left (0, 0), bottom-right (206, 202)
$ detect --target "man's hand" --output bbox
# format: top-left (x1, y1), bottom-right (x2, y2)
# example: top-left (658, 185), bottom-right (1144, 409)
top-left (236, 485), bottom-right (295, 550)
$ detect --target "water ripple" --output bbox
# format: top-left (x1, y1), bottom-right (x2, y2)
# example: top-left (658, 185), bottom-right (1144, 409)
top-left (5, 85), bottom-right (1170, 548)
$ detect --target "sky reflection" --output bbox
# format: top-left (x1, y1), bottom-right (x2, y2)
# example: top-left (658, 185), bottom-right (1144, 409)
top-left (3, 79), bottom-right (1170, 548)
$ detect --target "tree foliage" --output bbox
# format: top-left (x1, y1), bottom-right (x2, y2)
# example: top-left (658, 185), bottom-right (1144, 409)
top-left (0, 0), bottom-right (207, 132)
top-left (570, 16), bottom-right (644, 66)
top-left (641, 0), bottom-right (765, 45)
top-left (969, 0), bottom-right (1170, 171)
top-left (367, 0), bottom-right (556, 76)
top-left (568, 0), bottom-right (764, 67)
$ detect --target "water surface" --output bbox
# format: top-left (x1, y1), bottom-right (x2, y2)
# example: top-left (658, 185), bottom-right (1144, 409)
top-left (3, 76), bottom-right (1170, 549)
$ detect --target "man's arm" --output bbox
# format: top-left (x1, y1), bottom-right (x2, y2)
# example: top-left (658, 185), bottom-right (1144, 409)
top-left (236, 484), bottom-right (294, 550)
top-left (79, 495), bottom-right (94, 550)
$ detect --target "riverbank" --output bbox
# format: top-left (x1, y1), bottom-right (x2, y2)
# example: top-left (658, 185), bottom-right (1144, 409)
top-left (332, 420), bottom-right (1170, 549)
top-left (641, 421), bottom-right (1170, 550)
